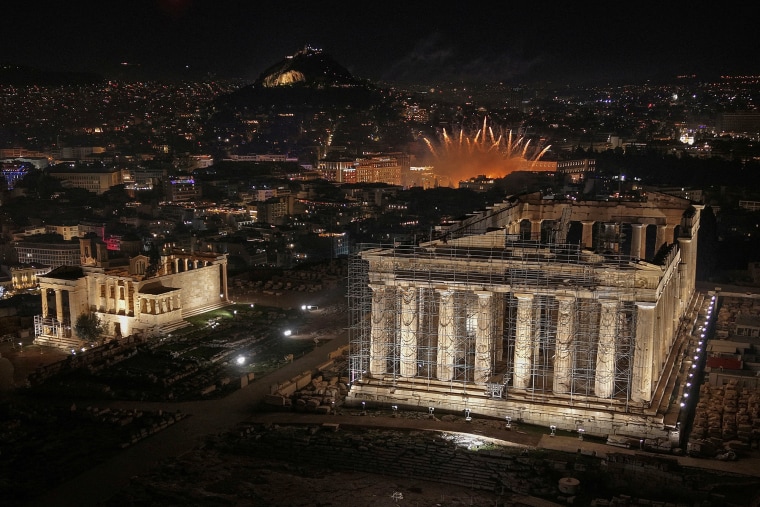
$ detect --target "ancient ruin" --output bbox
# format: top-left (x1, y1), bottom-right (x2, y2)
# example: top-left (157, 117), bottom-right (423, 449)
top-left (347, 191), bottom-right (703, 439)
top-left (34, 236), bottom-right (229, 349)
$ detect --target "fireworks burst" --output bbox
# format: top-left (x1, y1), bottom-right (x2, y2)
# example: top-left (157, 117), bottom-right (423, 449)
top-left (424, 116), bottom-right (551, 186)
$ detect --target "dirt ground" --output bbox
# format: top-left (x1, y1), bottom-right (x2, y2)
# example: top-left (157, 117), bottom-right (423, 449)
top-left (0, 340), bottom-right (69, 389)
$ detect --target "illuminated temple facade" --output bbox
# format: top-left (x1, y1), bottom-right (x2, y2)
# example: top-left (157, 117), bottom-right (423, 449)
top-left (34, 237), bottom-right (229, 350)
top-left (347, 191), bottom-right (703, 438)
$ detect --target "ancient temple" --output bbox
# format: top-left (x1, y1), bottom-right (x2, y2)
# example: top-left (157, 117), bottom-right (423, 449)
top-left (347, 191), bottom-right (703, 438)
top-left (34, 236), bottom-right (229, 350)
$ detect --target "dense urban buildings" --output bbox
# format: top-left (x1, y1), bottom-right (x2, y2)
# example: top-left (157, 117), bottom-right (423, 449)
top-left (0, 40), bottom-right (759, 507)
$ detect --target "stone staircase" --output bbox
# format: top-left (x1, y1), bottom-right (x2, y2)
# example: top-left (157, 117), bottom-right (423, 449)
top-left (34, 334), bottom-right (83, 351)
top-left (181, 300), bottom-right (233, 319)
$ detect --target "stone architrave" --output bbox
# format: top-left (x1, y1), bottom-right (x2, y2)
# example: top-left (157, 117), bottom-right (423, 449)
top-left (398, 286), bottom-right (418, 378)
top-left (512, 293), bottom-right (534, 390)
top-left (553, 295), bottom-right (576, 394)
top-left (436, 289), bottom-right (455, 382)
top-left (594, 300), bottom-right (618, 398)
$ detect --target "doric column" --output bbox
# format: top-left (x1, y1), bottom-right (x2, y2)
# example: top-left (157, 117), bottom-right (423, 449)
top-left (369, 284), bottom-right (391, 377)
top-left (581, 221), bottom-right (594, 249)
top-left (678, 236), bottom-right (694, 298)
top-left (173, 258), bottom-right (179, 273)
top-left (553, 295), bottom-right (576, 394)
top-left (55, 289), bottom-right (64, 323)
top-left (594, 299), bottom-right (618, 398)
top-left (512, 293), bottom-right (534, 390)
top-left (436, 289), bottom-right (455, 382)
top-left (655, 224), bottom-right (675, 254)
top-left (630, 224), bottom-right (645, 259)
top-left (473, 291), bottom-right (493, 383)
top-left (398, 286), bottom-right (418, 378)
top-left (632, 302), bottom-right (656, 402)
top-left (494, 293), bottom-right (505, 361)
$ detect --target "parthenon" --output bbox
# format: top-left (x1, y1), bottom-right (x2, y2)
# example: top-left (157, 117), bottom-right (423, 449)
top-left (347, 191), bottom-right (702, 438)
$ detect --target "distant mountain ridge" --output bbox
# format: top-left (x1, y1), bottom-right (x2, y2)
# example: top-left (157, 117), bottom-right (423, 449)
top-left (253, 45), bottom-right (363, 89)
top-left (214, 46), bottom-right (382, 112)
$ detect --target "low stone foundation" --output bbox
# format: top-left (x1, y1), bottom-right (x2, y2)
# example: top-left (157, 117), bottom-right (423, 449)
top-left (346, 379), bottom-right (670, 440)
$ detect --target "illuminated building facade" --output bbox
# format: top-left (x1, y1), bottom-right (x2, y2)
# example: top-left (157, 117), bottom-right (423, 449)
top-left (13, 239), bottom-right (81, 269)
top-left (348, 191), bottom-right (703, 439)
top-left (48, 165), bottom-right (122, 194)
top-left (34, 236), bottom-right (229, 350)
top-left (165, 176), bottom-right (202, 202)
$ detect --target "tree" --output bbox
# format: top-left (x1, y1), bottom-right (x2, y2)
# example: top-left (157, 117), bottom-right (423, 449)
top-left (74, 313), bottom-right (105, 343)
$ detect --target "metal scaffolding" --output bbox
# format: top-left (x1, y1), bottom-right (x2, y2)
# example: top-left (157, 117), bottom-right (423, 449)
top-left (348, 233), bottom-right (640, 403)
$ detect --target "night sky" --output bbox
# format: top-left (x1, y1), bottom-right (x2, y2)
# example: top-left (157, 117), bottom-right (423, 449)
top-left (4, 0), bottom-right (757, 85)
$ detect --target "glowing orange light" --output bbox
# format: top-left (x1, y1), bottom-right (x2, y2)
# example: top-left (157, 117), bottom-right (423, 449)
top-left (423, 116), bottom-right (550, 186)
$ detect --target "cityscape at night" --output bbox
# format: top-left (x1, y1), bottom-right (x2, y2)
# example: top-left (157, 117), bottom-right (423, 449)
top-left (2, 2), bottom-right (760, 506)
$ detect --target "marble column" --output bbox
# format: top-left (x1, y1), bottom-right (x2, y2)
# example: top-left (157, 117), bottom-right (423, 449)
top-left (369, 284), bottom-right (391, 377)
top-left (399, 286), bottom-right (418, 378)
top-left (512, 293), bottom-right (534, 390)
top-left (678, 237), bottom-right (694, 297)
top-left (494, 293), bottom-right (505, 361)
top-left (436, 289), bottom-right (455, 382)
top-left (655, 224), bottom-right (675, 254)
top-left (553, 295), bottom-right (576, 394)
top-left (41, 288), bottom-right (49, 318)
top-left (581, 221), bottom-right (594, 249)
top-left (473, 291), bottom-right (493, 383)
top-left (55, 289), bottom-right (64, 323)
top-left (630, 224), bottom-right (645, 259)
top-left (594, 299), bottom-right (618, 398)
top-left (632, 302), bottom-right (656, 402)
